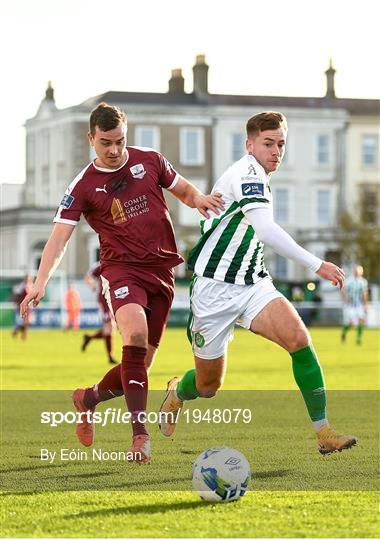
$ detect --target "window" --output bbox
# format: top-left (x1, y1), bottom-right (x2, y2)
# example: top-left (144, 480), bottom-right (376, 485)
top-left (231, 133), bottom-right (245, 162)
top-left (274, 188), bottom-right (289, 223)
top-left (362, 135), bottom-right (378, 166)
top-left (27, 135), bottom-right (35, 168)
top-left (316, 189), bottom-right (331, 225)
top-left (89, 144), bottom-right (96, 161)
top-left (360, 185), bottom-right (379, 225)
top-left (180, 128), bottom-right (205, 166)
top-left (281, 135), bottom-right (289, 165)
top-left (57, 127), bottom-right (66, 162)
top-left (41, 131), bottom-right (50, 165)
top-left (135, 126), bottom-right (160, 151)
top-left (179, 179), bottom-right (208, 225)
top-left (274, 254), bottom-right (288, 279)
top-left (317, 135), bottom-right (330, 165)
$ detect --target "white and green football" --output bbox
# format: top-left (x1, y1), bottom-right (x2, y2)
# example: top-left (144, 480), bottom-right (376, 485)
top-left (192, 447), bottom-right (250, 503)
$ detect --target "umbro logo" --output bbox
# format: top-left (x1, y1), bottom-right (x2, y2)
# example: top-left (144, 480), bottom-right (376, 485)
top-left (129, 380), bottom-right (145, 387)
top-left (96, 184), bottom-right (107, 193)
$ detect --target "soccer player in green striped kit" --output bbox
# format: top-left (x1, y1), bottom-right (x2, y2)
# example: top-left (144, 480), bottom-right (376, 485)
top-left (160, 111), bottom-right (357, 455)
top-left (341, 264), bottom-right (369, 345)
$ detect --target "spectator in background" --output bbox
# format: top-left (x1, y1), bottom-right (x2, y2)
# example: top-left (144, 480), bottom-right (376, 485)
top-left (341, 265), bottom-right (369, 345)
top-left (12, 274), bottom-right (33, 340)
top-left (65, 283), bottom-right (81, 330)
top-left (82, 262), bottom-right (117, 364)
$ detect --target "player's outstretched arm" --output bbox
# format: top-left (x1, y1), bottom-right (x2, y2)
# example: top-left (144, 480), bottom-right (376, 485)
top-left (246, 207), bottom-right (345, 289)
top-left (170, 176), bottom-right (224, 218)
top-left (20, 223), bottom-right (75, 318)
top-left (316, 262), bottom-right (345, 290)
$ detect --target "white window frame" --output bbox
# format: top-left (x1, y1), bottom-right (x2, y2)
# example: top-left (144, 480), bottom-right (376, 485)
top-left (180, 127), bottom-right (205, 166)
top-left (313, 186), bottom-right (334, 226)
top-left (27, 134), bottom-right (35, 169)
top-left (41, 131), bottom-right (50, 166)
top-left (134, 126), bottom-right (160, 151)
top-left (281, 133), bottom-right (290, 166)
top-left (362, 134), bottom-right (378, 167)
top-left (274, 253), bottom-right (288, 279)
top-left (273, 186), bottom-right (290, 225)
top-left (315, 134), bottom-right (331, 166)
top-left (89, 144), bottom-right (96, 161)
top-left (230, 132), bottom-right (245, 163)
top-left (178, 178), bottom-right (208, 225)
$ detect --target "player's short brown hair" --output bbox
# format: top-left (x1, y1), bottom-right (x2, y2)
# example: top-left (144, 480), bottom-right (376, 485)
top-left (89, 102), bottom-right (127, 135)
top-left (246, 112), bottom-right (287, 137)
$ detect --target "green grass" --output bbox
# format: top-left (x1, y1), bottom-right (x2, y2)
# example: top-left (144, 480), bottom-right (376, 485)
top-left (1, 327), bottom-right (379, 537)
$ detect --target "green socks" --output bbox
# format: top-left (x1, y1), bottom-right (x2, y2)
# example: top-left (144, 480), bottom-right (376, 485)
top-left (176, 369), bottom-right (200, 401)
top-left (357, 324), bottom-right (364, 344)
top-left (291, 344), bottom-right (327, 422)
top-left (341, 325), bottom-right (349, 342)
top-left (176, 346), bottom-right (327, 425)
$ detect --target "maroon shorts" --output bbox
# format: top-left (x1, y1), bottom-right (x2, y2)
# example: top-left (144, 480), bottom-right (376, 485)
top-left (100, 265), bottom-right (175, 349)
top-left (98, 293), bottom-right (112, 323)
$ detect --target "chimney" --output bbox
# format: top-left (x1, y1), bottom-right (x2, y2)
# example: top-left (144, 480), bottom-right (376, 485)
top-left (168, 68), bottom-right (185, 93)
top-left (193, 54), bottom-right (209, 95)
top-left (325, 59), bottom-right (336, 98)
top-left (45, 80), bottom-right (55, 101)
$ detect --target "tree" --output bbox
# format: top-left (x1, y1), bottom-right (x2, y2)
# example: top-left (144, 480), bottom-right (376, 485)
top-left (338, 212), bottom-right (380, 282)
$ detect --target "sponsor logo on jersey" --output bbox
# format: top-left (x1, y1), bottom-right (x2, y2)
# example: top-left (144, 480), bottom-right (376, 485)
top-left (95, 184), bottom-right (107, 193)
top-left (248, 164), bottom-right (257, 175)
top-left (130, 163), bottom-right (146, 179)
top-left (111, 198), bottom-right (128, 224)
top-left (114, 286), bottom-right (129, 299)
top-left (60, 194), bottom-right (75, 209)
top-left (241, 183), bottom-right (264, 196)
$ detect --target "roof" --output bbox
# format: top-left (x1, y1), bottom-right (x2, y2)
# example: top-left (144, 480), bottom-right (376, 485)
top-left (82, 91), bottom-right (380, 115)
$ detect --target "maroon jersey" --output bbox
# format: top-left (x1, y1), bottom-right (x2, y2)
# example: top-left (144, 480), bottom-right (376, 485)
top-left (54, 147), bottom-right (184, 271)
top-left (89, 262), bottom-right (107, 307)
top-left (13, 281), bottom-right (30, 306)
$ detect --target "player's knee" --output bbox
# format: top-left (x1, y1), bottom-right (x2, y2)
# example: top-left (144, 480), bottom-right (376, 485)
top-left (288, 328), bottom-right (310, 352)
top-left (126, 330), bottom-right (147, 348)
top-left (197, 378), bottom-right (223, 398)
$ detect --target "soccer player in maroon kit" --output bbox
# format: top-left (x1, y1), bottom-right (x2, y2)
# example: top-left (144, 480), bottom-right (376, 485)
top-left (20, 102), bottom-right (223, 463)
top-left (82, 261), bottom-right (117, 364)
top-left (12, 273), bottom-right (33, 340)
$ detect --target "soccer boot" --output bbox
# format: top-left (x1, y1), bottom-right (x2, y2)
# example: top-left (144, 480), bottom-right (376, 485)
top-left (317, 425), bottom-right (358, 455)
top-left (129, 434), bottom-right (151, 464)
top-left (72, 388), bottom-right (95, 447)
top-left (81, 334), bottom-right (91, 352)
top-left (159, 376), bottom-right (183, 437)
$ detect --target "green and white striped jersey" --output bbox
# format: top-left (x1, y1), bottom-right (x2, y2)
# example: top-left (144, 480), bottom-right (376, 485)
top-left (345, 276), bottom-right (368, 307)
top-left (188, 154), bottom-right (272, 285)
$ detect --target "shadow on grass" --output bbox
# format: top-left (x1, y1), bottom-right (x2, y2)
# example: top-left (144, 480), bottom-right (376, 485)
top-left (65, 499), bottom-right (207, 519)
top-left (0, 365), bottom-right (25, 370)
top-left (0, 463), bottom-right (71, 474)
top-left (252, 469), bottom-right (290, 479)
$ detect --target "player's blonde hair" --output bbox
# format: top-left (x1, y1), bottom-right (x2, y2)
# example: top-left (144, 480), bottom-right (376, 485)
top-left (246, 112), bottom-right (287, 137)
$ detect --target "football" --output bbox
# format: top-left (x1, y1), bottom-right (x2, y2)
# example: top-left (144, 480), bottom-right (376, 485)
top-left (192, 447), bottom-right (250, 503)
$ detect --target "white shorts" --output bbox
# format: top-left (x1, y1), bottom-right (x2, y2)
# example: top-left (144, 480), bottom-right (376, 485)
top-left (188, 276), bottom-right (283, 359)
top-left (344, 306), bottom-right (366, 325)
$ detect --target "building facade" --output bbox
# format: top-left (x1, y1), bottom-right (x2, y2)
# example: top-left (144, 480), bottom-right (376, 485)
top-left (1, 55), bottom-right (379, 281)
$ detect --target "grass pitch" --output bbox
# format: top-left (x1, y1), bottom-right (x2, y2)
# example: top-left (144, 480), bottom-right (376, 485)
top-left (1, 327), bottom-right (379, 537)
